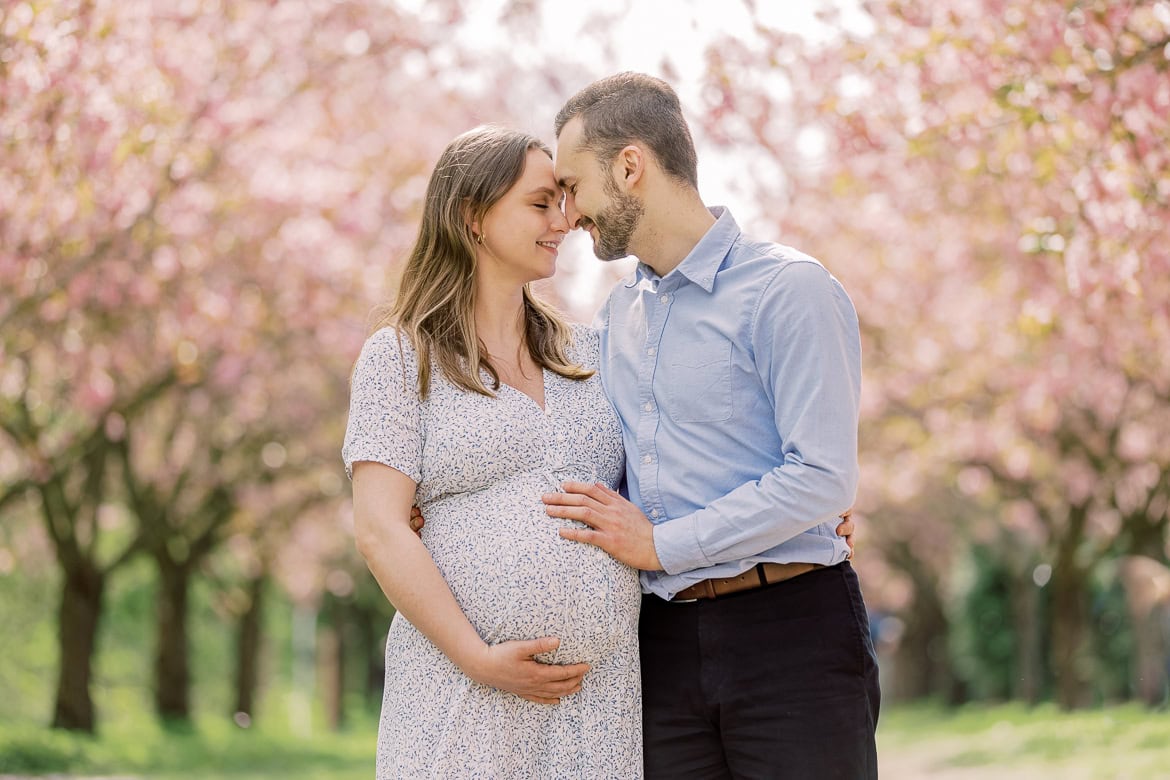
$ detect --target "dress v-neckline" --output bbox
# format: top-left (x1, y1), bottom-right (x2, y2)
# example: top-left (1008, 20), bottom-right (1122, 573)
top-left (496, 367), bottom-right (549, 414)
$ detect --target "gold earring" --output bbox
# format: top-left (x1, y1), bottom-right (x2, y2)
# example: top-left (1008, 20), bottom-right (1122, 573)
top-left (476, 232), bottom-right (485, 245)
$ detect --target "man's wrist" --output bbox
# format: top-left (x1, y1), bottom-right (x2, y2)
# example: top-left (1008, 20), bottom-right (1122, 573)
top-left (647, 524), bottom-right (665, 572)
top-left (652, 512), bottom-right (709, 575)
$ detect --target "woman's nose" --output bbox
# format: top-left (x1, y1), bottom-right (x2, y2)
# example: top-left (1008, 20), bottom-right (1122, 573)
top-left (552, 207), bottom-right (569, 233)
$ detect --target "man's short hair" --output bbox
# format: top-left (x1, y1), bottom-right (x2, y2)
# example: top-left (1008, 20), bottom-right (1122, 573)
top-left (555, 72), bottom-right (699, 189)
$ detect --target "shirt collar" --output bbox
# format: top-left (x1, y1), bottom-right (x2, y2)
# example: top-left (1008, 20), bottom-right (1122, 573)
top-left (634, 206), bottom-right (739, 293)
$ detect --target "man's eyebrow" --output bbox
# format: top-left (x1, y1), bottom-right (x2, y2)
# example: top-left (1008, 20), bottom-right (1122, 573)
top-left (555, 176), bottom-right (573, 189)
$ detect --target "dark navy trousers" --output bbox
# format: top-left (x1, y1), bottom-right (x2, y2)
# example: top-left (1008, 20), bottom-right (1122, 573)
top-left (639, 562), bottom-right (880, 779)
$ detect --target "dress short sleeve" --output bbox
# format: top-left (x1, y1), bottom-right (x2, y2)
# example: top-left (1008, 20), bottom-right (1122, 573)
top-left (341, 327), bottom-right (423, 483)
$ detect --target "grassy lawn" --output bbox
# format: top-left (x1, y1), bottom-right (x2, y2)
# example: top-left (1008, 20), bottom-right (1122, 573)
top-left (0, 715), bottom-right (376, 779)
top-left (878, 703), bottom-right (1170, 779)
top-left (3, 704), bottom-right (1170, 778)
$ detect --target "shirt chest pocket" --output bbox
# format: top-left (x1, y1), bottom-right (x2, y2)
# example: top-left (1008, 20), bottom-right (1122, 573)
top-left (663, 342), bottom-right (733, 423)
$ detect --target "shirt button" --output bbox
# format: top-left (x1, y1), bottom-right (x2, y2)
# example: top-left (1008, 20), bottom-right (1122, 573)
top-left (643, 402), bottom-right (653, 412)
top-left (659, 294), bottom-right (669, 304)
top-left (646, 347), bottom-right (656, 356)
top-left (641, 454), bottom-right (652, 464)
top-left (650, 509), bottom-right (660, 518)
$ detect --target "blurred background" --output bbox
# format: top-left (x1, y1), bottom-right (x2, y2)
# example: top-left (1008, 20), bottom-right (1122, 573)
top-left (2, 0), bottom-right (1169, 777)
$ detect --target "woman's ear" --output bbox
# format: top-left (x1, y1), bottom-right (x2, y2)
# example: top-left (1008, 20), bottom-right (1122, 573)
top-left (462, 199), bottom-right (483, 243)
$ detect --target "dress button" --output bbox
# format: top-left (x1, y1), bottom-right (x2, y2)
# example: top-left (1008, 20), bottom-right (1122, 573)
top-left (650, 509), bottom-right (660, 518)
top-left (659, 294), bottom-right (669, 304)
top-left (641, 454), bottom-right (652, 464)
top-left (643, 402), bottom-right (653, 412)
top-left (646, 347), bottom-right (656, 356)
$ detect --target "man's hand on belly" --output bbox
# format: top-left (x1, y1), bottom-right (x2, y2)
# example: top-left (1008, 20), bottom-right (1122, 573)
top-left (543, 482), bottom-right (663, 571)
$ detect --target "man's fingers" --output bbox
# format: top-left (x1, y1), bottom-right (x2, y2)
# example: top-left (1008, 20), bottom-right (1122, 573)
top-left (597, 482), bottom-right (623, 500)
top-left (542, 491), bottom-right (589, 507)
top-left (542, 491), bottom-right (606, 515)
top-left (521, 695), bottom-right (560, 705)
top-left (559, 480), bottom-right (607, 500)
top-left (835, 519), bottom-right (854, 537)
top-left (559, 526), bottom-right (604, 545)
top-left (546, 503), bottom-right (597, 524)
top-left (545, 500), bottom-right (596, 524)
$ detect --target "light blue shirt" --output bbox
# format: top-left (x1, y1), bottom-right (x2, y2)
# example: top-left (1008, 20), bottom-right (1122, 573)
top-left (594, 207), bottom-right (861, 601)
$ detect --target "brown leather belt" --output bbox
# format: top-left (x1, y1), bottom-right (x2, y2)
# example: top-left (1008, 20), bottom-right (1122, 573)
top-left (672, 562), bottom-right (824, 601)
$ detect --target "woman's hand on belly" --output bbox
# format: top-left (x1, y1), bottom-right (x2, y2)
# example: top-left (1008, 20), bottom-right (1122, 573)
top-left (464, 637), bottom-right (591, 705)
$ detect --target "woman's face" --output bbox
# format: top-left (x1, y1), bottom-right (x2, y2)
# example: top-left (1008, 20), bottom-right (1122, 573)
top-left (475, 149), bottom-right (569, 286)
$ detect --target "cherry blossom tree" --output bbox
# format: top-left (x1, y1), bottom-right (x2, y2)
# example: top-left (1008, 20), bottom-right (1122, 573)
top-left (698, 0), bottom-right (1170, 706)
top-left (0, 0), bottom-right (570, 729)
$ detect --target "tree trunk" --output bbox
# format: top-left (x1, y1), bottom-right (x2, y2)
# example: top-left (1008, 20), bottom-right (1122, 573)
top-left (1011, 571), bottom-right (1045, 704)
top-left (1050, 563), bottom-right (1092, 709)
top-left (319, 599), bottom-right (347, 732)
top-left (355, 605), bottom-right (386, 708)
top-left (1119, 556), bottom-right (1170, 706)
top-left (52, 563), bottom-right (105, 732)
top-left (154, 556), bottom-right (193, 722)
top-left (890, 589), bottom-right (953, 702)
top-left (233, 574), bottom-right (266, 719)
top-left (1130, 607), bottom-right (1169, 706)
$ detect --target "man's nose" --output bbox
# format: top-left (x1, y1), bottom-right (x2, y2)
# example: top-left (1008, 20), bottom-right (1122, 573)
top-left (564, 196), bottom-right (582, 230)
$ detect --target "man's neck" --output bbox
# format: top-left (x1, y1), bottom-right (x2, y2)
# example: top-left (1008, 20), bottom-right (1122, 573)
top-left (634, 192), bottom-right (717, 278)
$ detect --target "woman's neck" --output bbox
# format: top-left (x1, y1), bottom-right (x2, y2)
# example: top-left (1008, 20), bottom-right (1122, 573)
top-left (473, 279), bottom-right (527, 361)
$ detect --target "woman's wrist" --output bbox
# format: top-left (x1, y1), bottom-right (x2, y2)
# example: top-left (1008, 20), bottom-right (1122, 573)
top-left (450, 637), bottom-right (492, 684)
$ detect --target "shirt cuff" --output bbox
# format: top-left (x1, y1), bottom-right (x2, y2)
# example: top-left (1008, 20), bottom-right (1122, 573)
top-left (652, 513), bottom-right (711, 575)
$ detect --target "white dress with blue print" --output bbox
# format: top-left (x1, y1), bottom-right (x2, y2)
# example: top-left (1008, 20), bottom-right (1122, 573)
top-left (343, 324), bottom-right (641, 779)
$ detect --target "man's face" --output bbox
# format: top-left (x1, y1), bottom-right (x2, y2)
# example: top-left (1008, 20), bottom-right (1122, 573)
top-left (554, 117), bottom-right (644, 262)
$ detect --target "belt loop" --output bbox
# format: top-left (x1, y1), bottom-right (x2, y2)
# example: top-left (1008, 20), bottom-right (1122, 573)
top-left (703, 579), bottom-right (716, 599)
top-left (756, 563), bottom-right (768, 586)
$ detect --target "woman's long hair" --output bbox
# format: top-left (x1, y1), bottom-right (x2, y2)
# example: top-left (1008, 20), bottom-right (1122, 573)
top-left (372, 125), bottom-right (592, 398)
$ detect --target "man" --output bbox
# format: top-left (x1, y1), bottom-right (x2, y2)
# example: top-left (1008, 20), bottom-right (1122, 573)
top-left (542, 72), bottom-right (880, 779)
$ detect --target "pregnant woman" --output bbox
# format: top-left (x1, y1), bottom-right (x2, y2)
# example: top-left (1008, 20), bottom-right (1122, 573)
top-left (343, 125), bottom-right (641, 778)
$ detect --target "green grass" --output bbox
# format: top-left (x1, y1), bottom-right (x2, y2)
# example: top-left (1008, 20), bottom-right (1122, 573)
top-left (5, 703), bottom-right (1170, 779)
top-left (0, 708), bottom-right (376, 779)
top-left (878, 702), bottom-right (1170, 779)
top-left (2, 545), bottom-right (1166, 779)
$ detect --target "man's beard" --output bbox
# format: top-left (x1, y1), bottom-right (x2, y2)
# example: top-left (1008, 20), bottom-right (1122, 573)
top-left (589, 174), bottom-right (643, 262)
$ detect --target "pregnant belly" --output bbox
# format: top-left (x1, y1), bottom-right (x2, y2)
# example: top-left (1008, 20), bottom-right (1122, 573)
top-left (419, 474), bottom-right (641, 665)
